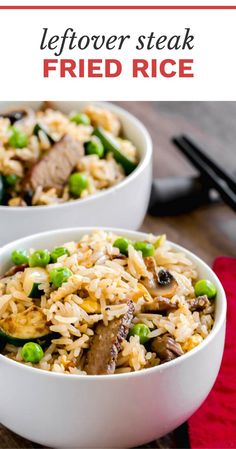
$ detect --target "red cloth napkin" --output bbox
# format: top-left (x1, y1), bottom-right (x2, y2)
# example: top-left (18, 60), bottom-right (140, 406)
top-left (188, 257), bottom-right (236, 449)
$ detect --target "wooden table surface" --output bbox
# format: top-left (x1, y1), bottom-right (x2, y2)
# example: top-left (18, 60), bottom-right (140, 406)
top-left (1, 101), bottom-right (236, 448)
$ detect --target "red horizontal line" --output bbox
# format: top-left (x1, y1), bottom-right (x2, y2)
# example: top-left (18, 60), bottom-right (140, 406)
top-left (0, 5), bottom-right (236, 9)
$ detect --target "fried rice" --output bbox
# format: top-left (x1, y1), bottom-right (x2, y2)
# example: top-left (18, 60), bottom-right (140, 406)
top-left (0, 104), bottom-right (138, 207)
top-left (0, 231), bottom-right (215, 375)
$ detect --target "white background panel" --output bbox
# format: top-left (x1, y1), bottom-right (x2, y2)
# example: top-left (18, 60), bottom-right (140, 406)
top-left (0, 2), bottom-right (234, 100)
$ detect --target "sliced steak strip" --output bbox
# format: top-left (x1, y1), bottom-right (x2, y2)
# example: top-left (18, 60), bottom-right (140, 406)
top-left (187, 295), bottom-right (210, 311)
top-left (84, 300), bottom-right (134, 375)
top-left (25, 135), bottom-right (84, 191)
top-left (142, 296), bottom-right (178, 313)
top-left (151, 334), bottom-right (183, 363)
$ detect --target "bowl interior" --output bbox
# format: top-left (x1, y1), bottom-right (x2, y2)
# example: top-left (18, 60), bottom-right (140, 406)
top-left (0, 101), bottom-right (150, 165)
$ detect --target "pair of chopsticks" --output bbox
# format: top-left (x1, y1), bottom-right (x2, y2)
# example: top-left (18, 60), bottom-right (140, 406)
top-left (172, 135), bottom-right (236, 212)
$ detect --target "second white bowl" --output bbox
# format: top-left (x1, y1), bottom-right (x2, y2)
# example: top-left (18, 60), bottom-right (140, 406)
top-left (0, 102), bottom-right (152, 245)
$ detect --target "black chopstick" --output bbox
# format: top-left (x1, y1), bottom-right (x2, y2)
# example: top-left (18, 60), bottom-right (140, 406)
top-left (181, 135), bottom-right (236, 193)
top-left (172, 135), bottom-right (236, 212)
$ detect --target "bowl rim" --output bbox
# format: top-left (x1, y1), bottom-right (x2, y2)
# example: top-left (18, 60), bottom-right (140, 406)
top-left (0, 226), bottom-right (227, 381)
top-left (0, 101), bottom-right (152, 212)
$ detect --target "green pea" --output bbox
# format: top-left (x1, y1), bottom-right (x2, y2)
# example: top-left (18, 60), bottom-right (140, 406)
top-left (194, 279), bottom-right (217, 299)
top-left (129, 323), bottom-right (150, 344)
top-left (49, 267), bottom-right (72, 288)
top-left (9, 126), bottom-right (29, 149)
top-left (85, 137), bottom-right (104, 158)
top-left (5, 174), bottom-right (19, 187)
top-left (21, 342), bottom-right (44, 363)
top-left (50, 247), bottom-right (70, 263)
top-left (29, 250), bottom-right (50, 268)
top-left (11, 249), bottom-right (29, 265)
top-left (70, 113), bottom-right (91, 126)
top-left (113, 238), bottom-right (130, 256)
top-left (133, 241), bottom-right (155, 257)
top-left (68, 173), bottom-right (88, 197)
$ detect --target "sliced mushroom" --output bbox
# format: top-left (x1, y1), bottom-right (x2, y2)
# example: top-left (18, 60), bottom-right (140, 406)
top-left (142, 257), bottom-right (178, 298)
top-left (187, 295), bottom-right (210, 311)
top-left (142, 296), bottom-right (178, 313)
top-left (151, 334), bottom-right (184, 363)
top-left (1, 110), bottom-right (27, 124)
top-left (0, 264), bottom-right (28, 279)
top-left (23, 189), bottom-right (33, 206)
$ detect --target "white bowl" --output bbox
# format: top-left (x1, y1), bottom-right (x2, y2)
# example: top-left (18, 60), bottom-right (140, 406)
top-left (0, 228), bottom-right (226, 449)
top-left (0, 102), bottom-right (152, 245)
